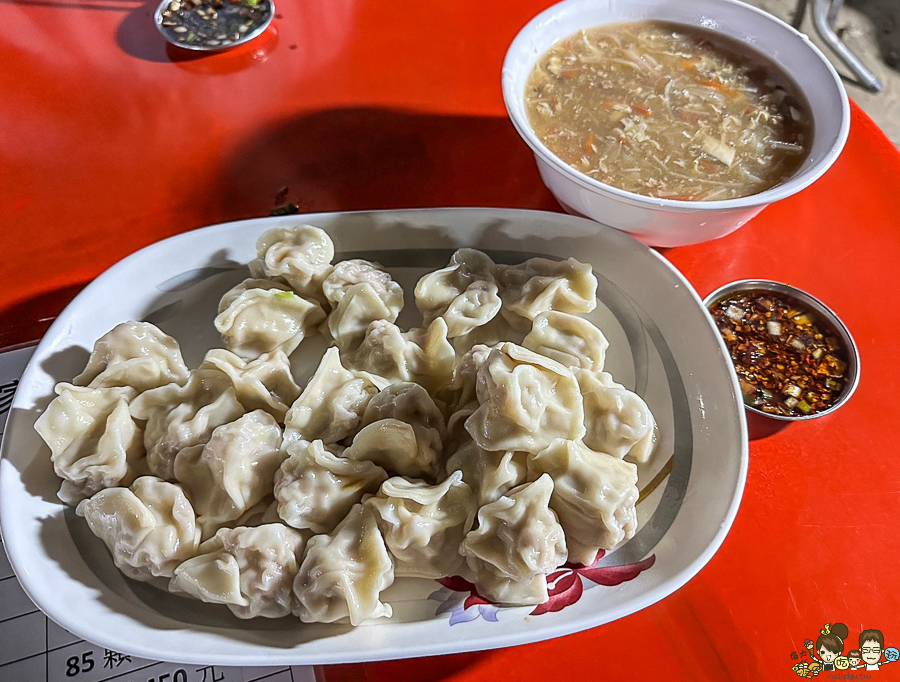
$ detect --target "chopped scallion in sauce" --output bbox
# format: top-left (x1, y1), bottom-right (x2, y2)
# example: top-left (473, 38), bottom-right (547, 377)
top-left (710, 290), bottom-right (849, 417)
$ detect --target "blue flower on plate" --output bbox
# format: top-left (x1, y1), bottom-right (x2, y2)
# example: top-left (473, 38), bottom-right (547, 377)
top-left (428, 586), bottom-right (499, 626)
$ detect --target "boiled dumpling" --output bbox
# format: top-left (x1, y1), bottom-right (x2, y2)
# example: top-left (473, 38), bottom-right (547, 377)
top-left (248, 225), bottom-right (335, 302)
top-left (443, 405), bottom-right (479, 458)
top-left (444, 403), bottom-right (478, 456)
top-left (343, 418), bottom-right (442, 481)
top-left (360, 382), bottom-right (445, 461)
top-left (173, 410), bottom-right (285, 539)
top-left (273, 439), bottom-right (388, 534)
top-left (327, 282), bottom-right (403, 353)
top-left (75, 476), bottom-right (201, 580)
top-left (170, 523), bottom-right (307, 619)
top-left (282, 347), bottom-right (385, 447)
top-left (172, 541), bottom-right (245, 611)
top-left (528, 438), bottom-right (639, 565)
top-left (459, 474), bottom-right (567, 605)
top-left (349, 318), bottom-right (455, 394)
top-left (448, 313), bottom-right (524, 356)
top-left (444, 439), bottom-right (530, 507)
top-left (215, 279), bottom-right (325, 359)
top-left (35, 384), bottom-right (144, 505)
top-left (497, 257), bottom-right (598, 329)
top-left (414, 248), bottom-right (497, 322)
top-left (415, 249), bottom-right (503, 341)
top-left (576, 368), bottom-right (656, 463)
top-left (437, 343), bottom-right (493, 417)
top-left (522, 311), bottom-right (609, 371)
top-left (367, 471), bottom-right (475, 578)
top-left (361, 382), bottom-right (445, 428)
top-left (292, 503), bottom-right (394, 625)
top-left (322, 259), bottom-right (403, 312)
top-left (74, 321), bottom-right (190, 392)
top-left (219, 277), bottom-right (290, 305)
top-left (225, 496), bottom-right (282, 529)
top-left (465, 342), bottom-right (586, 454)
top-left (440, 279), bottom-right (503, 339)
top-left (129, 368), bottom-right (246, 480)
top-left (199, 348), bottom-right (300, 422)
top-left (323, 260), bottom-right (403, 354)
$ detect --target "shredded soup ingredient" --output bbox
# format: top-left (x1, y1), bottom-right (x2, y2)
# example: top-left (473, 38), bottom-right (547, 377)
top-left (525, 21), bottom-right (813, 201)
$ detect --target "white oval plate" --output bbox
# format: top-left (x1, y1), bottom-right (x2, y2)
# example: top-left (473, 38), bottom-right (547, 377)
top-left (0, 208), bottom-right (747, 666)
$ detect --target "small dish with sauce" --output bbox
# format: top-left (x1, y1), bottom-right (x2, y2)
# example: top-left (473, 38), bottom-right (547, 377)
top-left (154, 0), bottom-right (274, 51)
top-left (704, 280), bottom-right (859, 421)
top-left (502, 0), bottom-right (850, 247)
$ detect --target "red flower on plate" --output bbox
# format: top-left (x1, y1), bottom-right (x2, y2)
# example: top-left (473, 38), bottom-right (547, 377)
top-left (531, 551), bottom-right (657, 615)
top-left (436, 575), bottom-right (494, 611)
top-left (436, 551), bottom-right (657, 618)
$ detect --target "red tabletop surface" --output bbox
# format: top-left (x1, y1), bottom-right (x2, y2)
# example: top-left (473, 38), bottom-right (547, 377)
top-left (2, 0), bottom-right (899, 679)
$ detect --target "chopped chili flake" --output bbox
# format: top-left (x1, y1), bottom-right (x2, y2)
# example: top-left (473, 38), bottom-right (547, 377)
top-left (710, 290), bottom-right (849, 417)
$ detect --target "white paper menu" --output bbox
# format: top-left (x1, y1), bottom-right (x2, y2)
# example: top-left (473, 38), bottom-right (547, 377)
top-left (0, 346), bottom-right (317, 682)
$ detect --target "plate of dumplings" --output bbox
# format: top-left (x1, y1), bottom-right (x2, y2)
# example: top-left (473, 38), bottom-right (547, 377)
top-left (0, 208), bottom-right (747, 665)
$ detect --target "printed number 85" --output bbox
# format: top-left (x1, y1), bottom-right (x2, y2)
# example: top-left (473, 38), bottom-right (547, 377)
top-left (66, 651), bottom-right (95, 677)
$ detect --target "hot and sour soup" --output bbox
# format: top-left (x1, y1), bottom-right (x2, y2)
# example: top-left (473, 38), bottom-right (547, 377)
top-left (524, 21), bottom-right (813, 201)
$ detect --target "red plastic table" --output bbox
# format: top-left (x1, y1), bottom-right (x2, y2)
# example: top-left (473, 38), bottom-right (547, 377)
top-left (2, 1), bottom-right (898, 679)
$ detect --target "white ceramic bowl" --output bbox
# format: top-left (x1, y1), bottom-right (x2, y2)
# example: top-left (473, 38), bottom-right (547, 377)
top-left (502, 0), bottom-right (850, 247)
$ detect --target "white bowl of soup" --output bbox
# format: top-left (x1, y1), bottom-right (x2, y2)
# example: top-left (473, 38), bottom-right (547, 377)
top-left (502, 0), bottom-right (850, 247)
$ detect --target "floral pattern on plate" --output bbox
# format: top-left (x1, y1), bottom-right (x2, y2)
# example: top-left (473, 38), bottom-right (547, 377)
top-left (429, 550), bottom-right (657, 623)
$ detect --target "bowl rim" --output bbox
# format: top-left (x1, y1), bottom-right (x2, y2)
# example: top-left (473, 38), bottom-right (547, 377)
top-left (501, 0), bottom-right (851, 213)
top-left (703, 278), bottom-right (861, 421)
